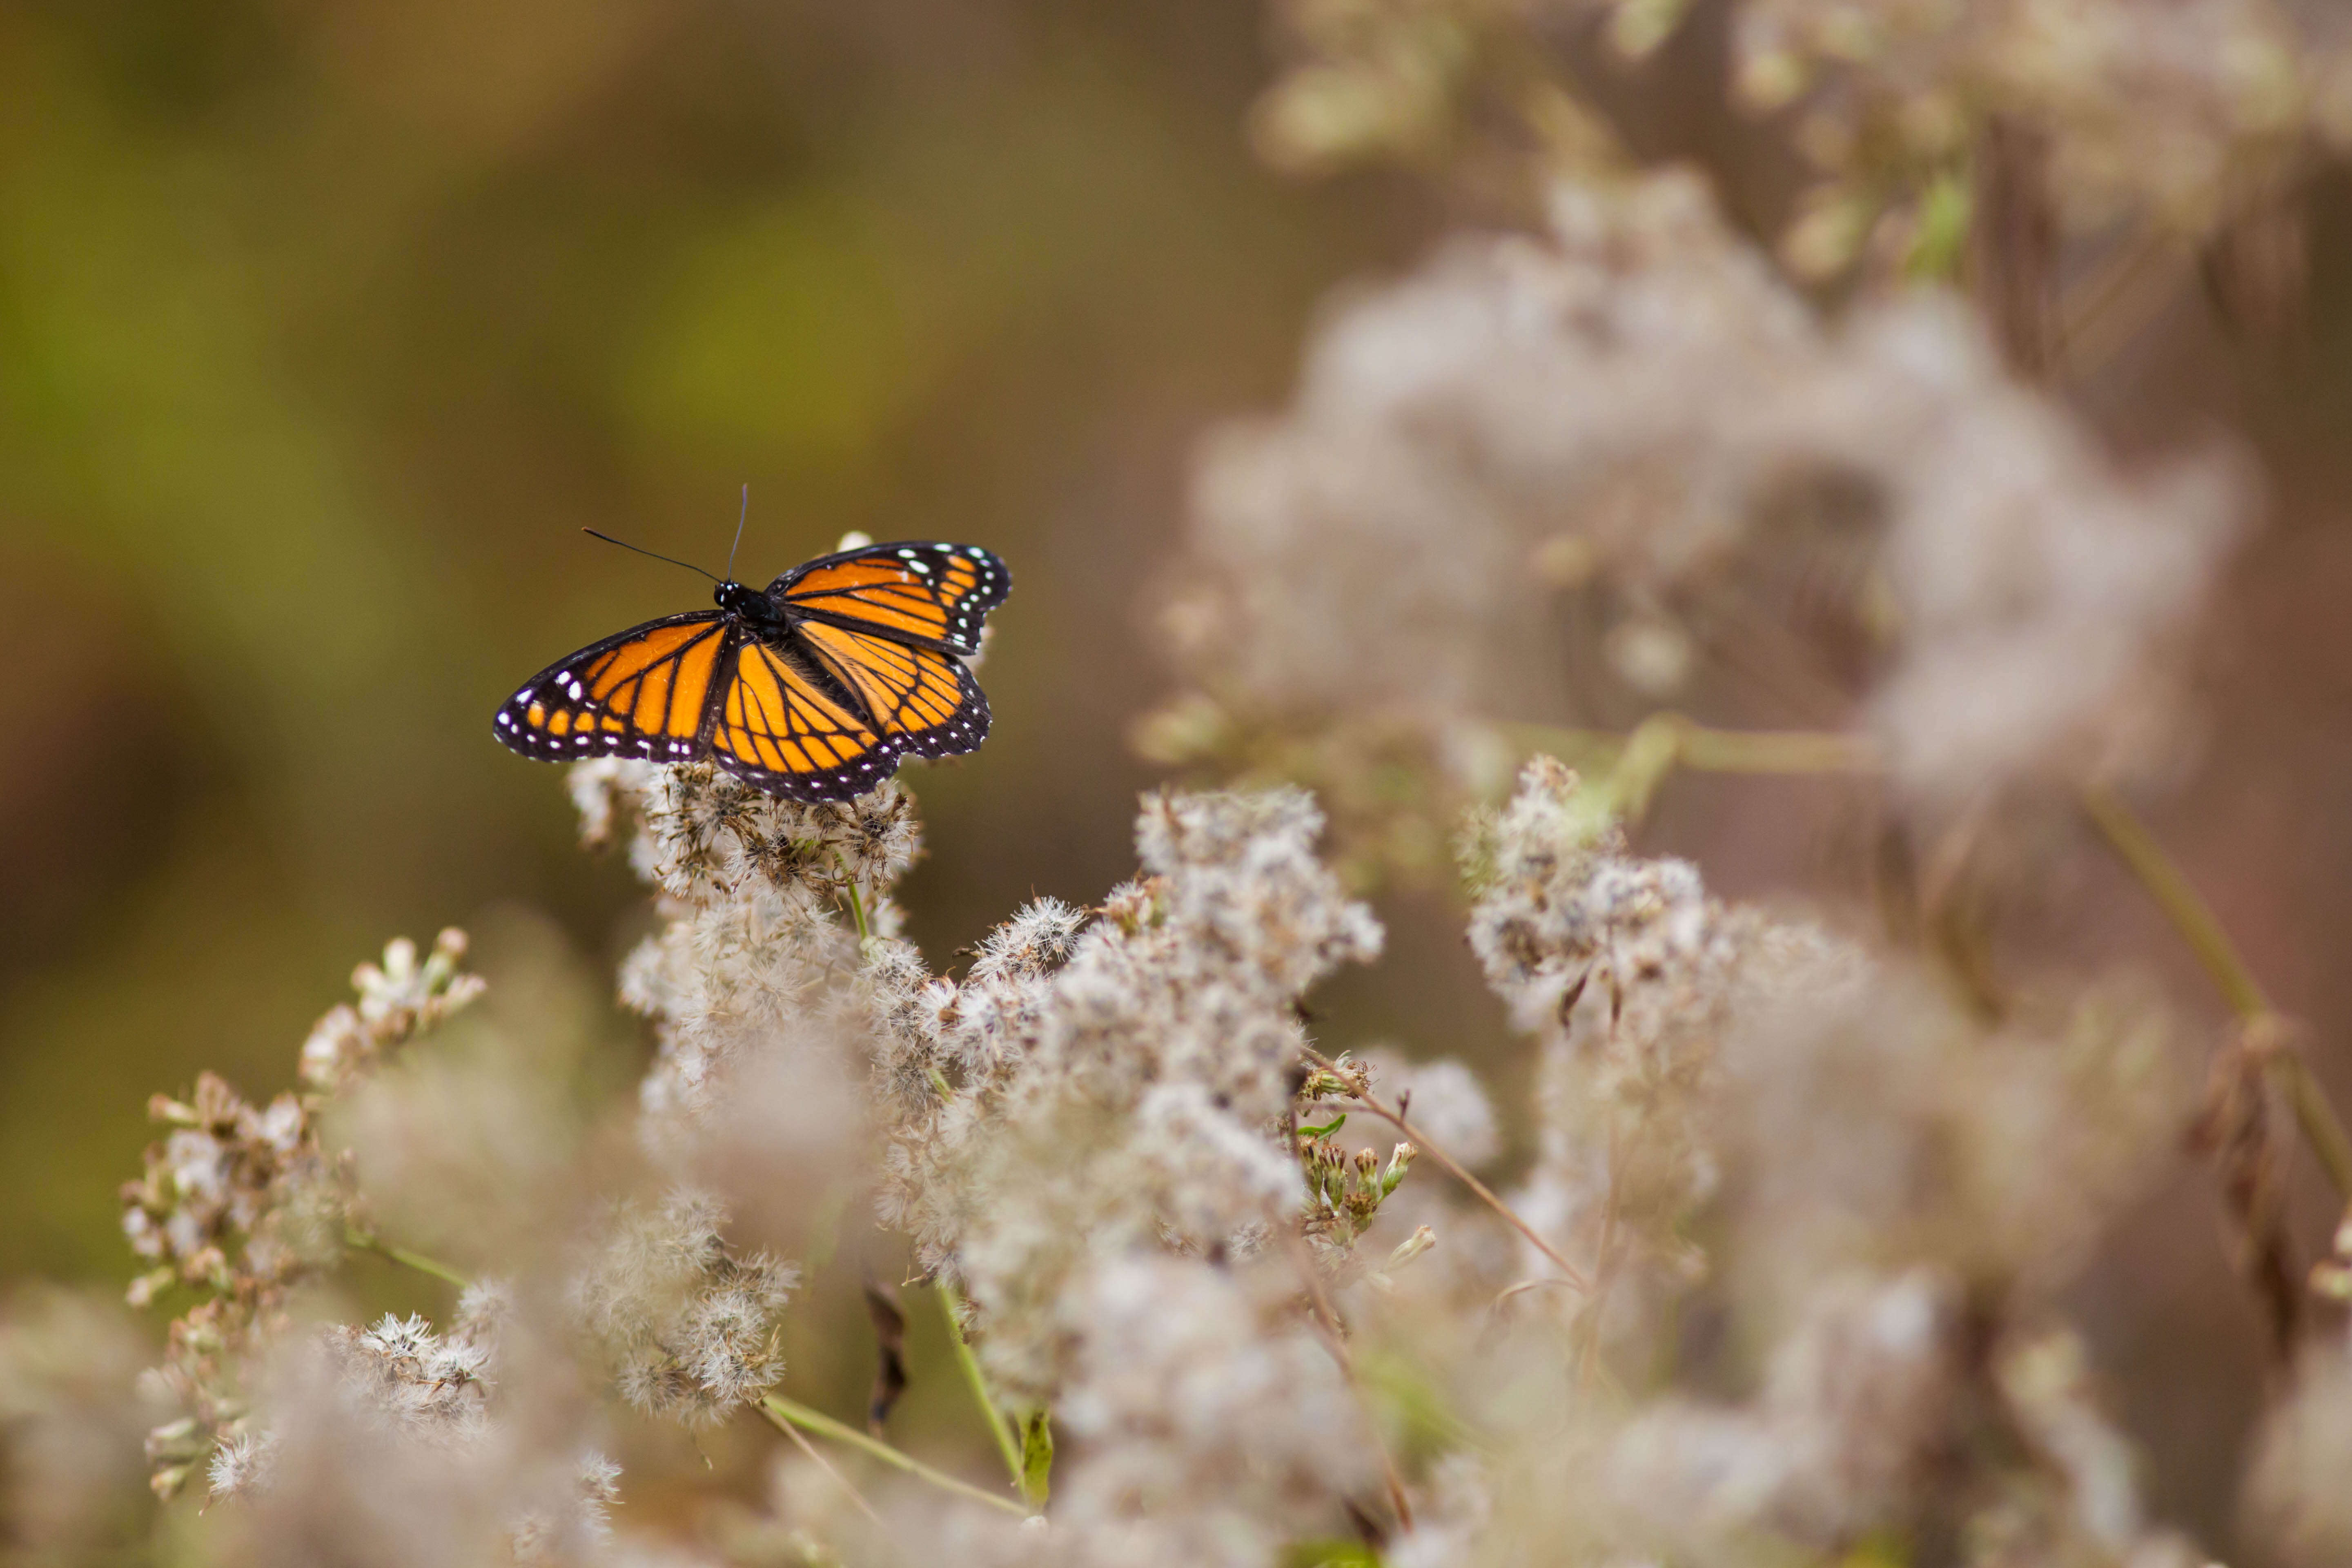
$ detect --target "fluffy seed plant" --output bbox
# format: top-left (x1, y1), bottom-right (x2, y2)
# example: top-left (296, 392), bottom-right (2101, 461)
top-left (13, 5), bottom-right (2352, 1568)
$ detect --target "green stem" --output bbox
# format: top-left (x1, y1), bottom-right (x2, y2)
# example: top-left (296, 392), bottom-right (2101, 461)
top-left (2080, 784), bottom-right (2265, 1018)
top-left (938, 1280), bottom-right (1025, 1494)
top-left (2282, 1054), bottom-right (2352, 1208)
top-left (343, 1227), bottom-right (472, 1290)
top-left (1668, 722), bottom-right (1882, 776)
top-left (833, 851), bottom-right (872, 944)
top-left (2082, 782), bottom-right (2352, 1200)
top-left (1503, 715), bottom-right (1882, 822)
top-left (760, 1395), bottom-right (1027, 1517)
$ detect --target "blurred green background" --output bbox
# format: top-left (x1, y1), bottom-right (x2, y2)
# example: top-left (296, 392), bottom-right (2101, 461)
top-left (0, 0), bottom-right (1435, 1284)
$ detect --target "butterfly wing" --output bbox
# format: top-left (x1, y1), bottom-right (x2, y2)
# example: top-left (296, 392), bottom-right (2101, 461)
top-left (707, 636), bottom-right (902, 800)
top-left (494, 613), bottom-right (733, 764)
top-left (793, 619), bottom-right (989, 759)
top-left (769, 541), bottom-right (1009, 656)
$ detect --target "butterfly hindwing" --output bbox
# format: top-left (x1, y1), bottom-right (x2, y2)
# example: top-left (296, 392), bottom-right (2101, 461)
top-left (793, 619), bottom-right (990, 759)
top-left (770, 541), bottom-right (1009, 657)
top-left (494, 613), bottom-right (731, 764)
top-left (707, 637), bottom-right (902, 801)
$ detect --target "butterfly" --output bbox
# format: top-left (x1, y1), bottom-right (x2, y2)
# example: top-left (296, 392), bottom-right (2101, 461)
top-left (494, 534), bottom-right (1009, 801)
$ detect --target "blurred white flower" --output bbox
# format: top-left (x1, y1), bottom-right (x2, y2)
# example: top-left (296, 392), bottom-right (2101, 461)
top-left (572, 1187), bottom-right (799, 1428)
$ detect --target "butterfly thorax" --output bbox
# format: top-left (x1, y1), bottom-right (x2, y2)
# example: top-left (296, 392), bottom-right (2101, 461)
top-left (714, 580), bottom-right (788, 626)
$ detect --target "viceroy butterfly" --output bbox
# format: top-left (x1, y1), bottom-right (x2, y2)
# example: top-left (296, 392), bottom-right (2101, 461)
top-left (494, 533), bottom-right (1009, 801)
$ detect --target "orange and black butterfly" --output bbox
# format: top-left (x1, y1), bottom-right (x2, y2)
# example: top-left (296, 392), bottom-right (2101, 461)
top-left (494, 533), bottom-right (1009, 801)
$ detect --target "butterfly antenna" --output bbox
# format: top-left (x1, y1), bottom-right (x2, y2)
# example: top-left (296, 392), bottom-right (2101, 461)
top-left (726, 483), bottom-right (749, 582)
top-left (581, 529), bottom-right (720, 583)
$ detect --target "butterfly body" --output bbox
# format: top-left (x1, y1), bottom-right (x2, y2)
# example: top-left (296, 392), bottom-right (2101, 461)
top-left (495, 540), bottom-right (1009, 801)
top-left (714, 578), bottom-right (788, 628)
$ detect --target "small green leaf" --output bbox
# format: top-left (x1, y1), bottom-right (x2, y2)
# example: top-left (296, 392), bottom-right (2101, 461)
top-left (1836, 1536), bottom-right (1910, 1568)
top-left (1298, 1115), bottom-right (1347, 1139)
top-left (1019, 1407), bottom-right (1054, 1508)
top-left (1904, 170), bottom-right (1972, 283)
top-left (1284, 1541), bottom-right (1381, 1568)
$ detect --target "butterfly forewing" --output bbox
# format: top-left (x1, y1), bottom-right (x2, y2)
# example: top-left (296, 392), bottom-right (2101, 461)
top-left (495, 613), bottom-right (730, 764)
top-left (771, 542), bottom-right (1009, 656)
top-left (707, 639), bottom-right (902, 800)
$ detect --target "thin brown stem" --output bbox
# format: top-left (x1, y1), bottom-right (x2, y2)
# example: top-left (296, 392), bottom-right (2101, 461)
top-left (1679, 581), bottom-right (1864, 727)
top-left (2082, 782), bottom-right (2352, 1200)
top-left (2051, 231), bottom-right (2189, 378)
top-left (1494, 1277), bottom-right (1581, 1311)
top-left (1277, 1221), bottom-right (1415, 1532)
top-left (1302, 1049), bottom-right (1591, 1293)
top-left (773, 1405), bottom-right (884, 1525)
top-left (1575, 1116), bottom-right (1626, 1393)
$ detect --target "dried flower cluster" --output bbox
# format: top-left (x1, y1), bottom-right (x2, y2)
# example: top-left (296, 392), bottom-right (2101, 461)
top-left (571, 1189), bottom-right (799, 1428)
top-left (1463, 756), bottom-right (1849, 1341)
top-left (1256, 0), bottom-right (2352, 284)
top-left (552, 760), bottom-right (1408, 1564)
top-left (873, 786), bottom-right (1383, 1403)
top-left (1719, 0), bottom-right (2352, 276)
top-left (121, 930), bottom-right (484, 1501)
top-left (1042, 1255), bottom-right (1372, 1564)
top-left (1147, 170), bottom-right (2244, 876)
top-left (105, 739), bottom-right (2189, 1567)
top-left (575, 757), bottom-right (919, 1133)
top-left (205, 1304), bottom-right (501, 1502)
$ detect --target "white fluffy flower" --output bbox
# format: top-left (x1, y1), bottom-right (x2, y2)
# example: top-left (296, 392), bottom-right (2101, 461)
top-left (572, 1189), bottom-right (799, 1428)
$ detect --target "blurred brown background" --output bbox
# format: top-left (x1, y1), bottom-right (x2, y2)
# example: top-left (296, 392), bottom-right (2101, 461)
top-left (12, 1), bottom-right (2352, 1558)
